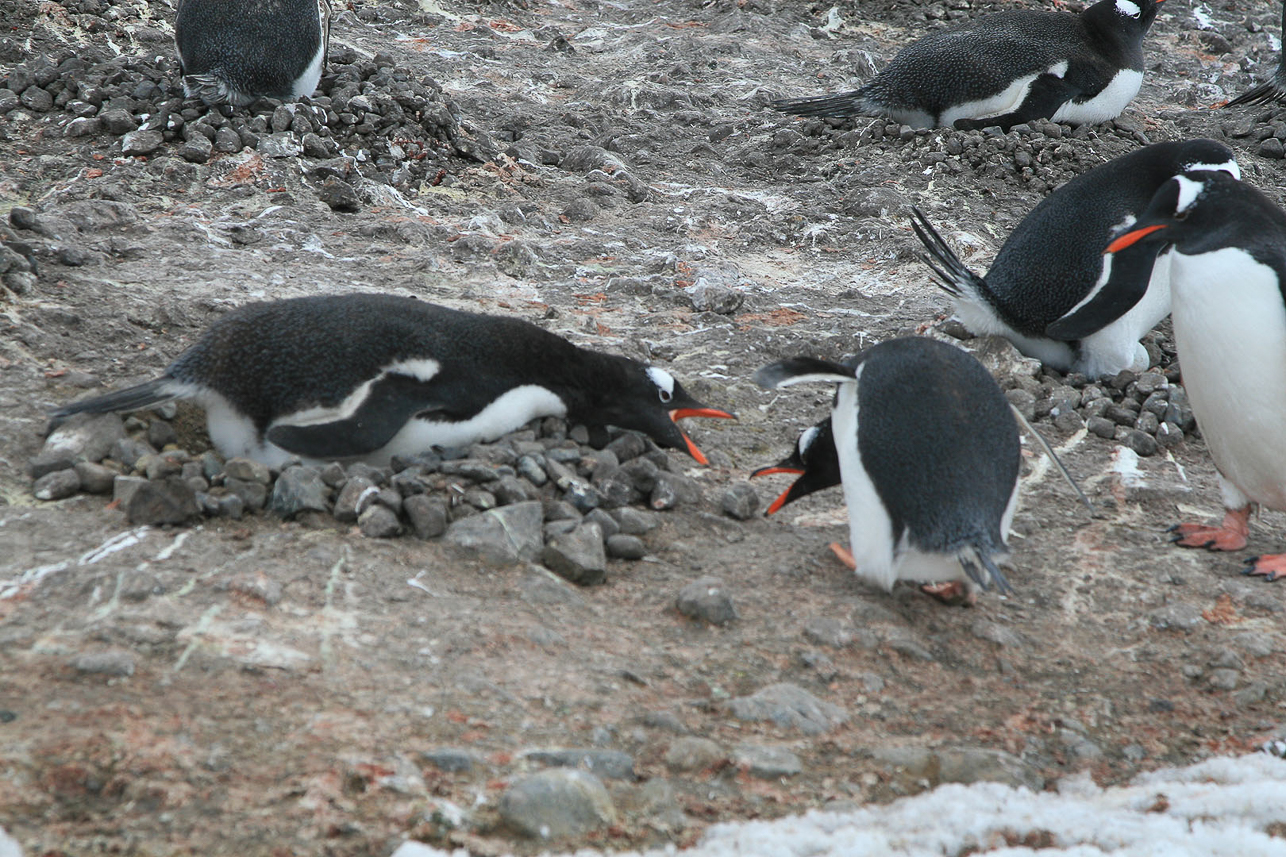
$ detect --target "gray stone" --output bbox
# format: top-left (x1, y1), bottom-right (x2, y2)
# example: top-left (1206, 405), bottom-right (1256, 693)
top-left (111, 436), bottom-right (156, 470)
top-left (359, 505), bottom-right (401, 538)
top-left (178, 134), bottom-right (213, 163)
top-left (69, 649), bottom-right (136, 677)
top-left (517, 455), bottom-right (548, 486)
top-left (733, 743), bottom-right (801, 779)
top-left (215, 493), bottom-right (244, 519)
top-left (664, 736), bottom-right (725, 772)
top-left (605, 534), bottom-right (646, 560)
top-left (935, 748), bottom-right (1044, 791)
top-left (112, 475), bottom-right (148, 507)
top-left (319, 176), bottom-right (360, 212)
top-left (139, 452), bottom-right (184, 482)
top-left (269, 466), bottom-right (330, 517)
top-left (728, 682), bottom-right (847, 735)
top-left (334, 476), bottom-right (378, 522)
top-left (542, 522), bottom-right (607, 585)
top-left (720, 483), bottom-right (760, 520)
top-left (223, 458), bottom-right (272, 484)
top-left (677, 575), bottom-right (737, 625)
top-left (1234, 682), bottom-right (1268, 708)
top-left (98, 107), bottom-right (136, 134)
top-left (121, 129), bottom-right (163, 156)
top-left (421, 748), bottom-right (479, 773)
top-left (214, 126), bottom-right (241, 153)
top-left (1208, 668), bottom-right (1240, 691)
top-left (591, 467), bottom-right (638, 508)
top-left (404, 494), bottom-right (449, 539)
top-left (32, 468), bottom-right (81, 501)
top-left (258, 132), bottom-right (303, 158)
top-left (612, 507), bottom-right (659, 534)
top-left (223, 477), bottom-right (268, 510)
top-left (688, 280), bottom-right (744, 314)
top-left (146, 419), bottom-right (178, 450)
top-left (1231, 631), bottom-right (1277, 658)
top-left (493, 475), bottom-right (536, 505)
top-left (30, 413), bottom-right (125, 478)
top-left (584, 508), bottom-right (619, 538)
top-left (498, 768), bottom-right (616, 839)
top-left (605, 432), bottom-right (647, 462)
top-left (522, 749), bottom-right (635, 780)
top-left (650, 471), bottom-right (701, 510)
top-left (970, 620), bottom-right (1025, 648)
top-left (519, 566), bottom-right (587, 606)
top-left (1149, 603), bottom-right (1204, 632)
top-left (64, 116), bottom-right (100, 137)
top-left (127, 477), bottom-right (201, 525)
top-left (802, 616), bottom-right (853, 649)
top-left (443, 501), bottom-right (544, 565)
top-left (74, 461), bottom-right (118, 494)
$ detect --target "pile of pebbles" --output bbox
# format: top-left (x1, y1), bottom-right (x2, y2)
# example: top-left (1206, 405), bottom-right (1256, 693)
top-left (30, 410), bottom-right (720, 585)
top-left (1, 41), bottom-right (495, 195)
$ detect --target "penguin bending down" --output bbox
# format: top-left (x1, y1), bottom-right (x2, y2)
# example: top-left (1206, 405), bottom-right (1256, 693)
top-left (50, 294), bottom-right (734, 468)
top-left (175, 0), bottom-right (331, 106)
top-left (1225, 1), bottom-right (1286, 108)
top-left (750, 417), bottom-right (840, 515)
top-left (1104, 171), bottom-right (1286, 581)
top-left (754, 337), bottom-right (1021, 602)
top-left (911, 139), bottom-right (1240, 379)
top-left (773, 0), bottom-right (1163, 130)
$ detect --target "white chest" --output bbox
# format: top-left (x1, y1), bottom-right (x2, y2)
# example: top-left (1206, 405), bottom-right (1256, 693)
top-left (1051, 68), bottom-right (1143, 124)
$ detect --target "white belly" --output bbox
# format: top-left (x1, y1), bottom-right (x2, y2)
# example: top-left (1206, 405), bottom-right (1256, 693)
top-left (1075, 248), bottom-right (1173, 378)
top-left (1051, 69), bottom-right (1143, 125)
top-left (1171, 248), bottom-right (1286, 511)
top-left (832, 371), bottom-right (898, 590)
top-left (292, 27), bottom-right (326, 98)
top-left (938, 61), bottom-right (1069, 128)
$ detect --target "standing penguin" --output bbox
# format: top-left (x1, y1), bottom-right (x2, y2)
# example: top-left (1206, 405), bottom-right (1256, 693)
top-left (755, 337), bottom-right (1021, 601)
top-left (912, 139), bottom-right (1240, 379)
top-left (175, 0), bottom-right (331, 106)
top-left (1225, 1), bottom-right (1286, 107)
top-left (774, 0), bottom-right (1163, 130)
top-left (49, 294), bottom-right (734, 468)
top-left (750, 417), bottom-right (841, 515)
top-left (1104, 171), bottom-right (1286, 580)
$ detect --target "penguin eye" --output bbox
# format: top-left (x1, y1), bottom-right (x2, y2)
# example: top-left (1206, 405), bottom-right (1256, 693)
top-left (658, 388), bottom-right (673, 403)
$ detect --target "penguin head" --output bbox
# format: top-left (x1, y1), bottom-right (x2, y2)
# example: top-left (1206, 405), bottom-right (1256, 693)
top-left (1087, 0), bottom-right (1163, 34)
top-left (594, 365), bottom-right (735, 463)
top-left (751, 418), bottom-right (841, 514)
top-left (1104, 170), bottom-right (1248, 257)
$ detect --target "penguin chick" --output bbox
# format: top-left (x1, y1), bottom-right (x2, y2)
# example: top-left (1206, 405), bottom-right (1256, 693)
top-left (49, 294), bottom-right (734, 468)
top-left (754, 337), bottom-right (1021, 601)
top-left (774, 0), bottom-right (1163, 130)
top-left (912, 139), bottom-right (1240, 379)
top-left (175, 0), bottom-right (331, 106)
top-left (1225, 1), bottom-right (1286, 108)
top-left (1105, 170), bottom-right (1286, 580)
top-left (750, 417), bottom-right (841, 514)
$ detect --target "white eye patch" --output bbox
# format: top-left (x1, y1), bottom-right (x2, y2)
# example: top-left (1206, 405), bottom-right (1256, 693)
top-left (799, 425), bottom-right (820, 456)
top-left (1115, 0), bottom-right (1141, 18)
top-left (1174, 175), bottom-right (1204, 214)
top-left (646, 366), bottom-right (676, 401)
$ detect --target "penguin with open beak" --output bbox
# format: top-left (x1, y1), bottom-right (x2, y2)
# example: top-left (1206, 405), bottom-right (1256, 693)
top-left (755, 337), bottom-right (1021, 602)
top-left (1104, 170), bottom-right (1286, 579)
top-left (49, 293), bottom-right (735, 468)
top-left (750, 418), bottom-right (841, 515)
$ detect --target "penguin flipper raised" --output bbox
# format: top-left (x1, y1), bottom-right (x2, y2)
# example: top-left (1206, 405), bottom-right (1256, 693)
top-left (266, 372), bottom-right (450, 460)
top-left (754, 357), bottom-right (852, 389)
top-left (1044, 243), bottom-right (1159, 340)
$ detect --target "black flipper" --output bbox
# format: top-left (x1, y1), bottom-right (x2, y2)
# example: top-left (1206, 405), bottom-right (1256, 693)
top-left (1043, 243), bottom-right (1161, 340)
top-left (951, 73), bottom-right (1078, 132)
top-left (266, 372), bottom-right (449, 460)
top-left (49, 377), bottom-right (180, 426)
top-left (754, 357), bottom-right (852, 389)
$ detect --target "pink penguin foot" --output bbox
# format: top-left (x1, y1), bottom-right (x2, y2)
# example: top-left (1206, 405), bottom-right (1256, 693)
top-left (829, 542), bottom-right (857, 570)
top-left (1169, 507), bottom-right (1251, 552)
top-left (1243, 553), bottom-right (1286, 582)
top-left (920, 580), bottom-right (977, 607)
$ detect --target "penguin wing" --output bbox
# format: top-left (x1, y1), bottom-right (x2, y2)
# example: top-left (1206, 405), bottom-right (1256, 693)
top-left (952, 71), bottom-right (1081, 131)
top-left (754, 357), bottom-right (853, 389)
top-left (265, 371), bottom-right (458, 459)
top-left (1044, 241), bottom-right (1160, 339)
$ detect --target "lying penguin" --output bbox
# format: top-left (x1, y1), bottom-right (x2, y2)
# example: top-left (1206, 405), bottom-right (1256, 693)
top-left (755, 337), bottom-right (1021, 602)
top-left (911, 139), bottom-right (1240, 379)
top-left (1104, 171), bottom-right (1286, 581)
top-left (50, 293), bottom-right (734, 468)
top-left (774, 0), bottom-right (1163, 130)
top-left (175, 0), bottom-right (331, 106)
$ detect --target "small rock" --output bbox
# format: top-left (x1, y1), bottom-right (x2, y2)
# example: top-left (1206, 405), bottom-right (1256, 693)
top-left (32, 468), bottom-right (81, 501)
top-left (802, 616), bottom-right (853, 648)
top-left (664, 736), bottom-right (725, 772)
top-left (720, 483), bottom-right (760, 520)
top-left (969, 620), bottom-right (1024, 648)
top-left (358, 504), bottom-right (401, 538)
top-left (319, 176), bottom-right (361, 212)
top-left (1149, 604), bottom-right (1204, 632)
top-left (334, 476), bottom-right (378, 522)
top-left (443, 501), bottom-right (544, 565)
top-left (127, 476), bottom-right (201, 525)
top-left (733, 743), bottom-right (801, 779)
top-left (542, 522), bottom-right (607, 585)
top-left (522, 749), bottom-right (635, 780)
top-left (1208, 668), bottom-right (1240, 691)
top-left (31, 413), bottom-right (125, 478)
top-left (70, 649), bottom-right (136, 677)
top-left (404, 494), bottom-right (449, 539)
top-left (519, 565), bottom-right (587, 606)
top-left (651, 471), bottom-right (701, 510)
top-left (121, 129), bottom-right (163, 156)
top-left (612, 507), bottom-right (659, 534)
top-left (421, 748), bottom-right (478, 773)
top-left (258, 132), bottom-right (303, 158)
top-left (73, 461), bottom-right (118, 494)
top-left (676, 576), bottom-right (737, 625)
top-left (688, 280), bottom-right (744, 314)
top-left (498, 768), bottom-right (616, 839)
top-left (223, 477), bottom-right (268, 510)
top-left (178, 134), bottom-right (213, 163)
top-left (112, 475), bottom-right (149, 507)
top-left (269, 465), bottom-right (330, 517)
top-left (605, 533), bottom-right (646, 560)
top-left (223, 457), bottom-right (272, 484)
top-left (1234, 683), bottom-right (1268, 708)
top-left (728, 682), bottom-right (847, 735)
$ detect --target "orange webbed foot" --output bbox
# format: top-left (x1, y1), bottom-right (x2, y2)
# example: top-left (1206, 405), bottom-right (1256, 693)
top-left (1168, 507), bottom-right (1251, 551)
top-left (1243, 553), bottom-right (1286, 582)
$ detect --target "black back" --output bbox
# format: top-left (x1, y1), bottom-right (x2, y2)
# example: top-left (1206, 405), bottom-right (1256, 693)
top-left (850, 337), bottom-right (1020, 556)
top-left (175, 0), bottom-right (322, 96)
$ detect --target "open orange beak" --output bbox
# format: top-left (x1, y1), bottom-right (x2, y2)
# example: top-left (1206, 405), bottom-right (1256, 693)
top-left (764, 486), bottom-right (796, 516)
top-left (1105, 223), bottom-right (1168, 254)
top-left (670, 407), bottom-right (736, 465)
top-left (750, 465), bottom-right (805, 478)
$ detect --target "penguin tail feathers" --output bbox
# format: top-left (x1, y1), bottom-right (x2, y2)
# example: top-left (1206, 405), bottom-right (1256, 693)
top-left (1224, 72), bottom-right (1286, 109)
top-left (754, 357), bottom-right (853, 390)
top-left (48, 378), bottom-right (185, 429)
top-left (909, 207), bottom-right (989, 303)
top-left (959, 548), bottom-right (1014, 596)
top-left (182, 73), bottom-right (254, 107)
top-left (771, 89), bottom-right (868, 119)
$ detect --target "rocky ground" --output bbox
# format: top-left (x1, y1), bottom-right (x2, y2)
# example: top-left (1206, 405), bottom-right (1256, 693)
top-left (5, 0), bottom-right (1286, 853)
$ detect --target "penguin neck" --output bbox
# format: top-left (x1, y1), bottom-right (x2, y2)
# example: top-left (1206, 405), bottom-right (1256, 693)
top-left (552, 347), bottom-right (644, 420)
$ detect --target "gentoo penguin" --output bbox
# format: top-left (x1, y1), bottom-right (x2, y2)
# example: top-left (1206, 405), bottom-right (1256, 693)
top-left (773, 0), bottom-right (1163, 130)
top-left (1225, 1), bottom-right (1286, 107)
top-left (175, 0), bottom-right (331, 106)
top-left (1104, 171), bottom-right (1286, 580)
top-left (750, 417), bottom-right (841, 514)
top-left (911, 139), bottom-right (1241, 379)
top-left (50, 294), bottom-right (734, 468)
top-left (755, 337), bottom-right (1021, 600)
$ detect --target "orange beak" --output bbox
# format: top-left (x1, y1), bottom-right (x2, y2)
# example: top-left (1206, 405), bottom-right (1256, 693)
top-left (764, 486), bottom-right (795, 516)
top-left (750, 465), bottom-right (805, 478)
top-left (1105, 223), bottom-right (1168, 254)
top-left (670, 407), bottom-right (736, 466)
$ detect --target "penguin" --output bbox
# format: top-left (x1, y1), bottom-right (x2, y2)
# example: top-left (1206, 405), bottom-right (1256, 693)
top-left (754, 337), bottom-right (1021, 601)
top-left (175, 0), bottom-right (331, 106)
top-left (774, 0), bottom-right (1163, 130)
top-left (1103, 170), bottom-right (1286, 580)
top-left (1225, 1), bottom-right (1286, 108)
top-left (750, 417), bottom-right (841, 515)
top-left (911, 139), bottom-right (1241, 379)
top-left (49, 294), bottom-right (734, 468)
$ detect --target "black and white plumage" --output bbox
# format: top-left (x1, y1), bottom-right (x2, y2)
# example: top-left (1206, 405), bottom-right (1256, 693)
top-left (912, 139), bottom-right (1240, 379)
top-left (774, 0), bottom-right (1163, 130)
top-left (755, 337), bottom-right (1021, 597)
top-left (1104, 171), bottom-right (1286, 580)
top-left (49, 294), bottom-right (734, 468)
top-left (1225, 1), bottom-right (1286, 108)
top-left (751, 417), bottom-right (841, 515)
top-left (175, 0), bottom-right (330, 106)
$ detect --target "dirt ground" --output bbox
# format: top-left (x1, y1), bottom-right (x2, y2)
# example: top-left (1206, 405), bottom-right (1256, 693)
top-left (4, 0), bottom-right (1286, 853)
